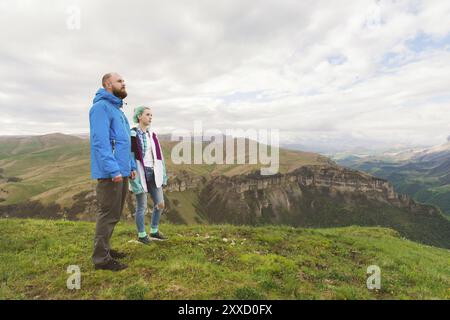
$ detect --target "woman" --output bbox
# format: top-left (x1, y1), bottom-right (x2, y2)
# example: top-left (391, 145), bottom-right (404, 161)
top-left (129, 106), bottom-right (168, 244)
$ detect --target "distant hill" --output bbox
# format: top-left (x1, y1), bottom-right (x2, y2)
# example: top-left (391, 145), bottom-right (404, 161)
top-left (0, 133), bottom-right (331, 207)
top-left (0, 133), bottom-right (92, 208)
top-left (0, 133), bottom-right (84, 158)
top-left (0, 219), bottom-right (449, 299)
top-left (1, 133), bottom-right (450, 249)
top-left (335, 138), bottom-right (450, 217)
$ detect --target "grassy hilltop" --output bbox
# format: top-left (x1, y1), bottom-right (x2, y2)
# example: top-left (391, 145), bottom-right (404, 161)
top-left (0, 219), bottom-right (449, 300)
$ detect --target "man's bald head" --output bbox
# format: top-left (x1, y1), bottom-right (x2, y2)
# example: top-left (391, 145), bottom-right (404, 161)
top-left (101, 72), bottom-right (127, 99)
top-left (102, 73), bottom-right (113, 88)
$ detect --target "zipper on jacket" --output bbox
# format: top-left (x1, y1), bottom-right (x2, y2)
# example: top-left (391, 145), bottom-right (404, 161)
top-left (111, 139), bottom-right (116, 155)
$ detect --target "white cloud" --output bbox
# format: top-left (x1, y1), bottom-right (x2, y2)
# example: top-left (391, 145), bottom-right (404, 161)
top-left (0, 0), bottom-right (449, 151)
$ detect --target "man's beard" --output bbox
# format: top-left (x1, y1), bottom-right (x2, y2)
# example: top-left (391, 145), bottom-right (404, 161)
top-left (112, 87), bottom-right (127, 99)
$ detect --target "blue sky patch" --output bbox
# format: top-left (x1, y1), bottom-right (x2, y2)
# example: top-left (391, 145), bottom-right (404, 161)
top-left (327, 54), bottom-right (347, 66)
top-left (406, 32), bottom-right (450, 53)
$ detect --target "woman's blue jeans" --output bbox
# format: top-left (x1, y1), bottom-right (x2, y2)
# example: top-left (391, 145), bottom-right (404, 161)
top-left (135, 166), bottom-right (164, 236)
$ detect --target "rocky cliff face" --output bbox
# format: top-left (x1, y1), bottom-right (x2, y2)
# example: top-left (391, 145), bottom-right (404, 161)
top-left (198, 165), bottom-right (435, 222)
top-left (164, 171), bottom-right (207, 192)
top-left (196, 165), bottom-right (450, 248)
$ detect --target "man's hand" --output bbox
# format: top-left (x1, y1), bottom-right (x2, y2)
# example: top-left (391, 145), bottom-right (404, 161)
top-left (130, 170), bottom-right (137, 180)
top-left (112, 174), bottom-right (123, 183)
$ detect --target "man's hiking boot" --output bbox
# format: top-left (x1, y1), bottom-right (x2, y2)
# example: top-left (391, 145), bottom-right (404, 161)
top-left (110, 249), bottom-right (126, 259)
top-left (94, 259), bottom-right (128, 271)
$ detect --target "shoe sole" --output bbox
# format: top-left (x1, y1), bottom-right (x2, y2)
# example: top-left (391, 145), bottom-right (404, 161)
top-left (149, 237), bottom-right (168, 241)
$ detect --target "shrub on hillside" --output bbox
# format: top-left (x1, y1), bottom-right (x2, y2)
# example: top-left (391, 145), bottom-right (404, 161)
top-left (0, 200), bottom-right (62, 219)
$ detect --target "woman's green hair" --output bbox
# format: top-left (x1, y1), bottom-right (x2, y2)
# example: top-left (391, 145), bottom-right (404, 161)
top-left (133, 106), bottom-right (151, 124)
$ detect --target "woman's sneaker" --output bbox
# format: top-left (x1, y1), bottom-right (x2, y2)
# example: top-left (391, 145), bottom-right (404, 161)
top-left (138, 235), bottom-right (152, 245)
top-left (150, 231), bottom-right (168, 241)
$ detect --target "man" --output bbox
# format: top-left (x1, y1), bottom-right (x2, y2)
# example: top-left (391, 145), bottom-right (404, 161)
top-left (89, 72), bottom-right (136, 271)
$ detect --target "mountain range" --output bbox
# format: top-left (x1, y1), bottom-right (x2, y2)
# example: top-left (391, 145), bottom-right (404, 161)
top-left (1, 133), bottom-right (450, 249)
top-left (334, 137), bottom-right (450, 217)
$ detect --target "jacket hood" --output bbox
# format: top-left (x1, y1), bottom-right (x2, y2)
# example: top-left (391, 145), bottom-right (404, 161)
top-left (93, 88), bottom-right (123, 108)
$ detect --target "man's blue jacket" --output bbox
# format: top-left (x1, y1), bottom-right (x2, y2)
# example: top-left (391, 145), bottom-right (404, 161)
top-left (89, 88), bottom-right (136, 179)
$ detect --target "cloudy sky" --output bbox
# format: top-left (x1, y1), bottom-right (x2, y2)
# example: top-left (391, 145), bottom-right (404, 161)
top-left (1, 0), bottom-right (450, 152)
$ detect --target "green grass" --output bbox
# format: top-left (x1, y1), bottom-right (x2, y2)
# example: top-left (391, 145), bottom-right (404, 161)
top-left (1, 219), bottom-right (449, 300)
